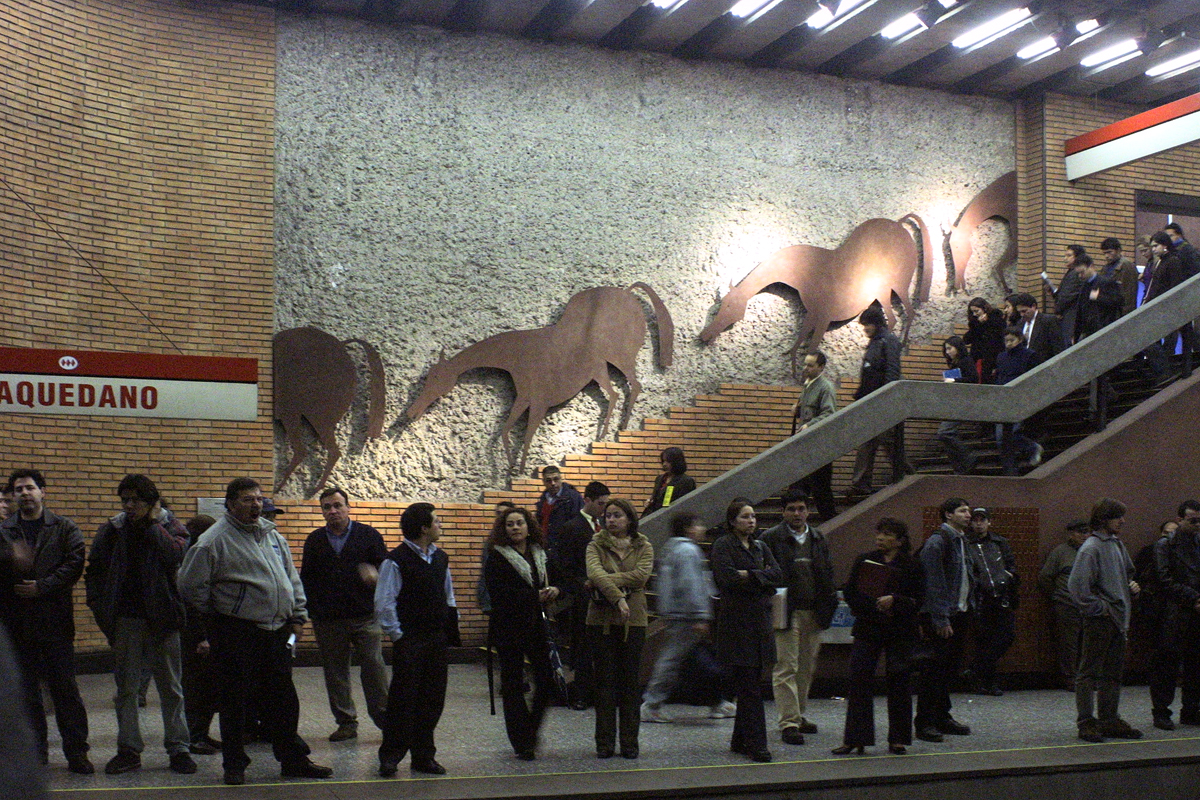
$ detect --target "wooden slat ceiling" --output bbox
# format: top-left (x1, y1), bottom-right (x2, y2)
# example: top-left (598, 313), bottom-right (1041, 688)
top-left (265, 0), bottom-right (1200, 106)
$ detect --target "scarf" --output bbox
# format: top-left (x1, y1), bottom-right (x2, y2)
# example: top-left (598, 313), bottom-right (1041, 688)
top-left (493, 544), bottom-right (548, 589)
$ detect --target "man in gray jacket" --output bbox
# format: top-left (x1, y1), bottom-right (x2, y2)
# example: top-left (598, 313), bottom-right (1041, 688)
top-left (640, 512), bottom-right (723, 723)
top-left (1068, 498), bottom-right (1142, 742)
top-left (178, 477), bottom-right (332, 785)
top-left (790, 351), bottom-right (838, 521)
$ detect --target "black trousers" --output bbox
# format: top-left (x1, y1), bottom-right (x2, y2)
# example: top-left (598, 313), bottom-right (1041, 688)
top-left (14, 633), bottom-right (89, 760)
top-left (567, 600), bottom-right (594, 703)
top-left (497, 639), bottom-right (553, 754)
top-left (843, 635), bottom-right (913, 747)
top-left (380, 632), bottom-right (448, 765)
top-left (798, 463), bottom-right (837, 523)
top-left (728, 664), bottom-right (768, 753)
top-left (1150, 614), bottom-right (1200, 720)
top-left (588, 625), bottom-right (644, 753)
top-left (969, 603), bottom-right (1016, 686)
top-left (209, 615), bottom-right (310, 771)
top-left (914, 613), bottom-right (967, 728)
top-left (181, 641), bottom-right (220, 744)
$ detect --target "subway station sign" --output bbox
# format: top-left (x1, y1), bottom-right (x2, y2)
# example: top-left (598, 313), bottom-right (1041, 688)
top-left (0, 346), bottom-right (258, 421)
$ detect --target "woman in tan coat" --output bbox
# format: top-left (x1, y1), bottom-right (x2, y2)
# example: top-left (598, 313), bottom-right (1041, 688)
top-left (585, 498), bottom-right (653, 759)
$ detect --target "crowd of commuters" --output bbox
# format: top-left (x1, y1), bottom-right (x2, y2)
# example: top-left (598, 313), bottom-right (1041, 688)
top-left (0, 462), bottom-right (1196, 783)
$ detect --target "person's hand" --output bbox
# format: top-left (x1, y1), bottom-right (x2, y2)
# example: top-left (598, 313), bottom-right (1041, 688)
top-left (692, 621), bottom-right (710, 634)
top-left (14, 580), bottom-right (38, 598)
top-left (10, 540), bottom-right (34, 572)
top-left (290, 621), bottom-right (305, 640)
top-left (196, 640), bottom-right (210, 656)
top-left (539, 586), bottom-right (560, 604)
top-left (736, 570), bottom-right (749, 581)
top-left (876, 594), bottom-right (895, 612)
top-left (358, 563), bottom-right (379, 586)
top-left (1090, 288), bottom-right (1100, 301)
top-left (617, 597), bottom-right (630, 622)
top-left (1129, 580), bottom-right (1140, 596)
top-left (936, 622), bottom-right (953, 639)
top-left (799, 423), bottom-right (809, 432)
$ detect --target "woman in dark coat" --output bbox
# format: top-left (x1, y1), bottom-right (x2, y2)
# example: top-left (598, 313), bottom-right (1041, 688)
top-left (710, 498), bottom-right (782, 762)
top-left (483, 507), bottom-right (561, 760)
top-left (963, 297), bottom-right (1006, 383)
top-left (834, 517), bottom-right (924, 755)
top-left (936, 335), bottom-right (979, 475)
top-left (644, 447), bottom-right (697, 516)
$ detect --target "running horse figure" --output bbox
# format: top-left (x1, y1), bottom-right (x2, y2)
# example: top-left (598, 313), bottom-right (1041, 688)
top-left (946, 171), bottom-right (1018, 294)
top-left (274, 326), bottom-right (387, 497)
top-left (407, 283), bottom-right (674, 471)
top-left (699, 215), bottom-right (932, 376)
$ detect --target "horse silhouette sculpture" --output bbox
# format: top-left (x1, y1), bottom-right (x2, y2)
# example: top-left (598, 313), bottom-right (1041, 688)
top-left (406, 283), bottom-right (674, 471)
top-left (947, 170), bottom-right (1017, 293)
top-left (273, 326), bottom-right (386, 497)
top-left (699, 215), bottom-right (932, 375)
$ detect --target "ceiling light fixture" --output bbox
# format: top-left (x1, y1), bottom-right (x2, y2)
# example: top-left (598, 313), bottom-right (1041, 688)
top-left (1075, 19), bottom-right (1099, 34)
top-left (881, 12), bottom-right (926, 39)
top-left (1146, 48), bottom-right (1200, 78)
top-left (1080, 38), bottom-right (1139, 68)
top-left (952, 7), bottom-right (1032, 49)
top-left (1017, 36), bottom-right (1058, 59)
top-left (729, 0), bottom-right (775, 17)
top-left (806, 0), bottom-right (868, 30)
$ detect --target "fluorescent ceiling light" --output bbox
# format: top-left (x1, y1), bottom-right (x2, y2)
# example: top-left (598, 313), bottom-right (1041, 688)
top-left (1080, 38), bottom-right (1138, 68)
top-left (952, 7), bottom-right (1032, 49)
top-left (1075, 19), bottom-right (1099, 34)
top-left (1146, 48), bottom-right (1200, 77)
top-left (1018, 36), bottom-right (1058, 59)
top-left (807, 0), bottom-right (868, 29)
top-left (881, 13), bottom-right (925, 39)
top-left (937, 0), bottom-right (956, 6)
top-left (1088, 50), bottom-right (1140, 72)
top-left (729, 0), bottom-right (771, 17)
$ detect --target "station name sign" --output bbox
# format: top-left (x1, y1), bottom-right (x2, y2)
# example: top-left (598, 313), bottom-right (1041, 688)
top-left (0, 346), bottom-right (258, 422)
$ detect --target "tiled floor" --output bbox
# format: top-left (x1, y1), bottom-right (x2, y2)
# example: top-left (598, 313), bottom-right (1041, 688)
top-left (44, 664), bottom-right (1200, 797)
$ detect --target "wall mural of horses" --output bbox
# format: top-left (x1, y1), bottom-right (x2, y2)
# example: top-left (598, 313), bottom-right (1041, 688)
top-left (273, 326), bottom-right (386, 497)
top-left (406, 283), bottom-right (674, 471)
top-left (699, 215), bottom-right (933, 375)
top-left (946, 170), bottom-right (1018, 294)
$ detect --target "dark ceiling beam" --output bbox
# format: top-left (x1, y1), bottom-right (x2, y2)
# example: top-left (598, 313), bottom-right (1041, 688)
top-left (881, 42), bottom-right (955, 85)
top-left (523, 0), bottom-right (590, 39)
top-left (952, 52), bottom-right (1020, 93)
top-left (816, 31), bottom-right (890, 76)
top-left (598, 4), bottom-right (667, 50)
top-left (443, 0), bottom-right (488, 30)
top-left (746, 24), bottom-right (820, 68)
top-left (1096, 11), bottom-right (1200, 100)
top-left (673, 12), bottom-right (741, 59)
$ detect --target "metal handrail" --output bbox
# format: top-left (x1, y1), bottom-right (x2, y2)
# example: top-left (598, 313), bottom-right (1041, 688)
top-left (640, 272), bottom-right (1200, 545)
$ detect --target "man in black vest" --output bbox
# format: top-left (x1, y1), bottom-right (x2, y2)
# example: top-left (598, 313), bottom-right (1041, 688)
top-left (300, 487), bottom-right (390, 743)
top-left (375, 502), bottom-right (461, 777)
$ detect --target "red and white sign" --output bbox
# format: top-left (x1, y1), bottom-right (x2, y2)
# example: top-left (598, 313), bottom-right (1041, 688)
top-left (1064, 92), bottom-right (1200, 181)
top-left (0, 346), bottom-right (258, 422)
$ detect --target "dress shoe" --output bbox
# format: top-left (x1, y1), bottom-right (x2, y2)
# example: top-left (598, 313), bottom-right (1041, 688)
top-left (169, 752), bottom-right (197, 775)
top-left (570, 699), bottom-right (591, 711)
top-left (621, 746), bottom-right (639, 759)
top-left (516, 750), bottom-right (536, 761)
top-left (190, 740), bottom-right (219, 755)
top-left (797, 718), bottom-right (818, 734)
top-left (411, 759), bottom-right (446, 775)
top-left (1178, 711), bottom-right (1200, 726)
top-left (781, 727), bottom-right (805, 745)
top-left (936, 717), bottom-right (971, 735)
top-left (1154, 715), bottom-right (1175, 731)
top-left (1099, 718), bottom-right (1142, 739)
top-left (105, 750), bottom-right (142, 775)
top-left (888, 744), bottom-right (907, 755)
top-left (831, 745), bottom-right (864, 755)
top-left (596, 747), bottom-right (615, 759)
top-left (1078, 718), bottom-right (1104, 743)
top-left (747, 749), bottom-right (772, 763)
top-left (224, 769), bottom-right (245, 785)
top-left (915, 726), bottom-right (944, 743)
top-left (379, 759), bottom-right (400, 777)
top-left (329, 723), bottom-right (358, 742)
top-left (281, 758), bottom-right (333, 779)
top-left (67, 755), bottom-right (95, 775)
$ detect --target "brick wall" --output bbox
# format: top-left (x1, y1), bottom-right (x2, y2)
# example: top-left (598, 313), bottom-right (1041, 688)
top-left (1017, 92), bottom-right (1200, 295)
top-left (0, 0), bottom-right (276, 652)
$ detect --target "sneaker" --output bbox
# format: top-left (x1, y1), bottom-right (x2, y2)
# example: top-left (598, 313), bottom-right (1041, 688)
top-left (67, 755), bottom-right (95, 775)
top-left (1099, 718), bottom-right (1142, 739)
top-left (169, 752), bottom-right (197, 774)
top-left (329, 723), bottom-right (358, 742)
top-left (104, 750), bottom-right (141, 775)
top-left (641, 702), bottom-right (672, 723)
top-left (281, 757), bottom-right (333, 779)
top-left (710, 700), bottom-right (737, 719)
top-left (1078, 718), bottom-right (1104, 743)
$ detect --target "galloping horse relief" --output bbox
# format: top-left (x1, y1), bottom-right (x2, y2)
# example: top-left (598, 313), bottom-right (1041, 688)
top-left (699, 215), bottom-right (932, 375)
top-left (406, 283), bottom-right (674, 471)
top-left (273, 326), bottom-right (387, 497)
top-left (946, 171), bottom-right (1018, 293)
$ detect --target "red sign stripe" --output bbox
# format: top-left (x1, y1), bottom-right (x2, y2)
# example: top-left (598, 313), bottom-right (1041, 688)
top-left (0, 347), bottom-right (258, 382)
top-left (1064, 91), bottom-right (1200, 156)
